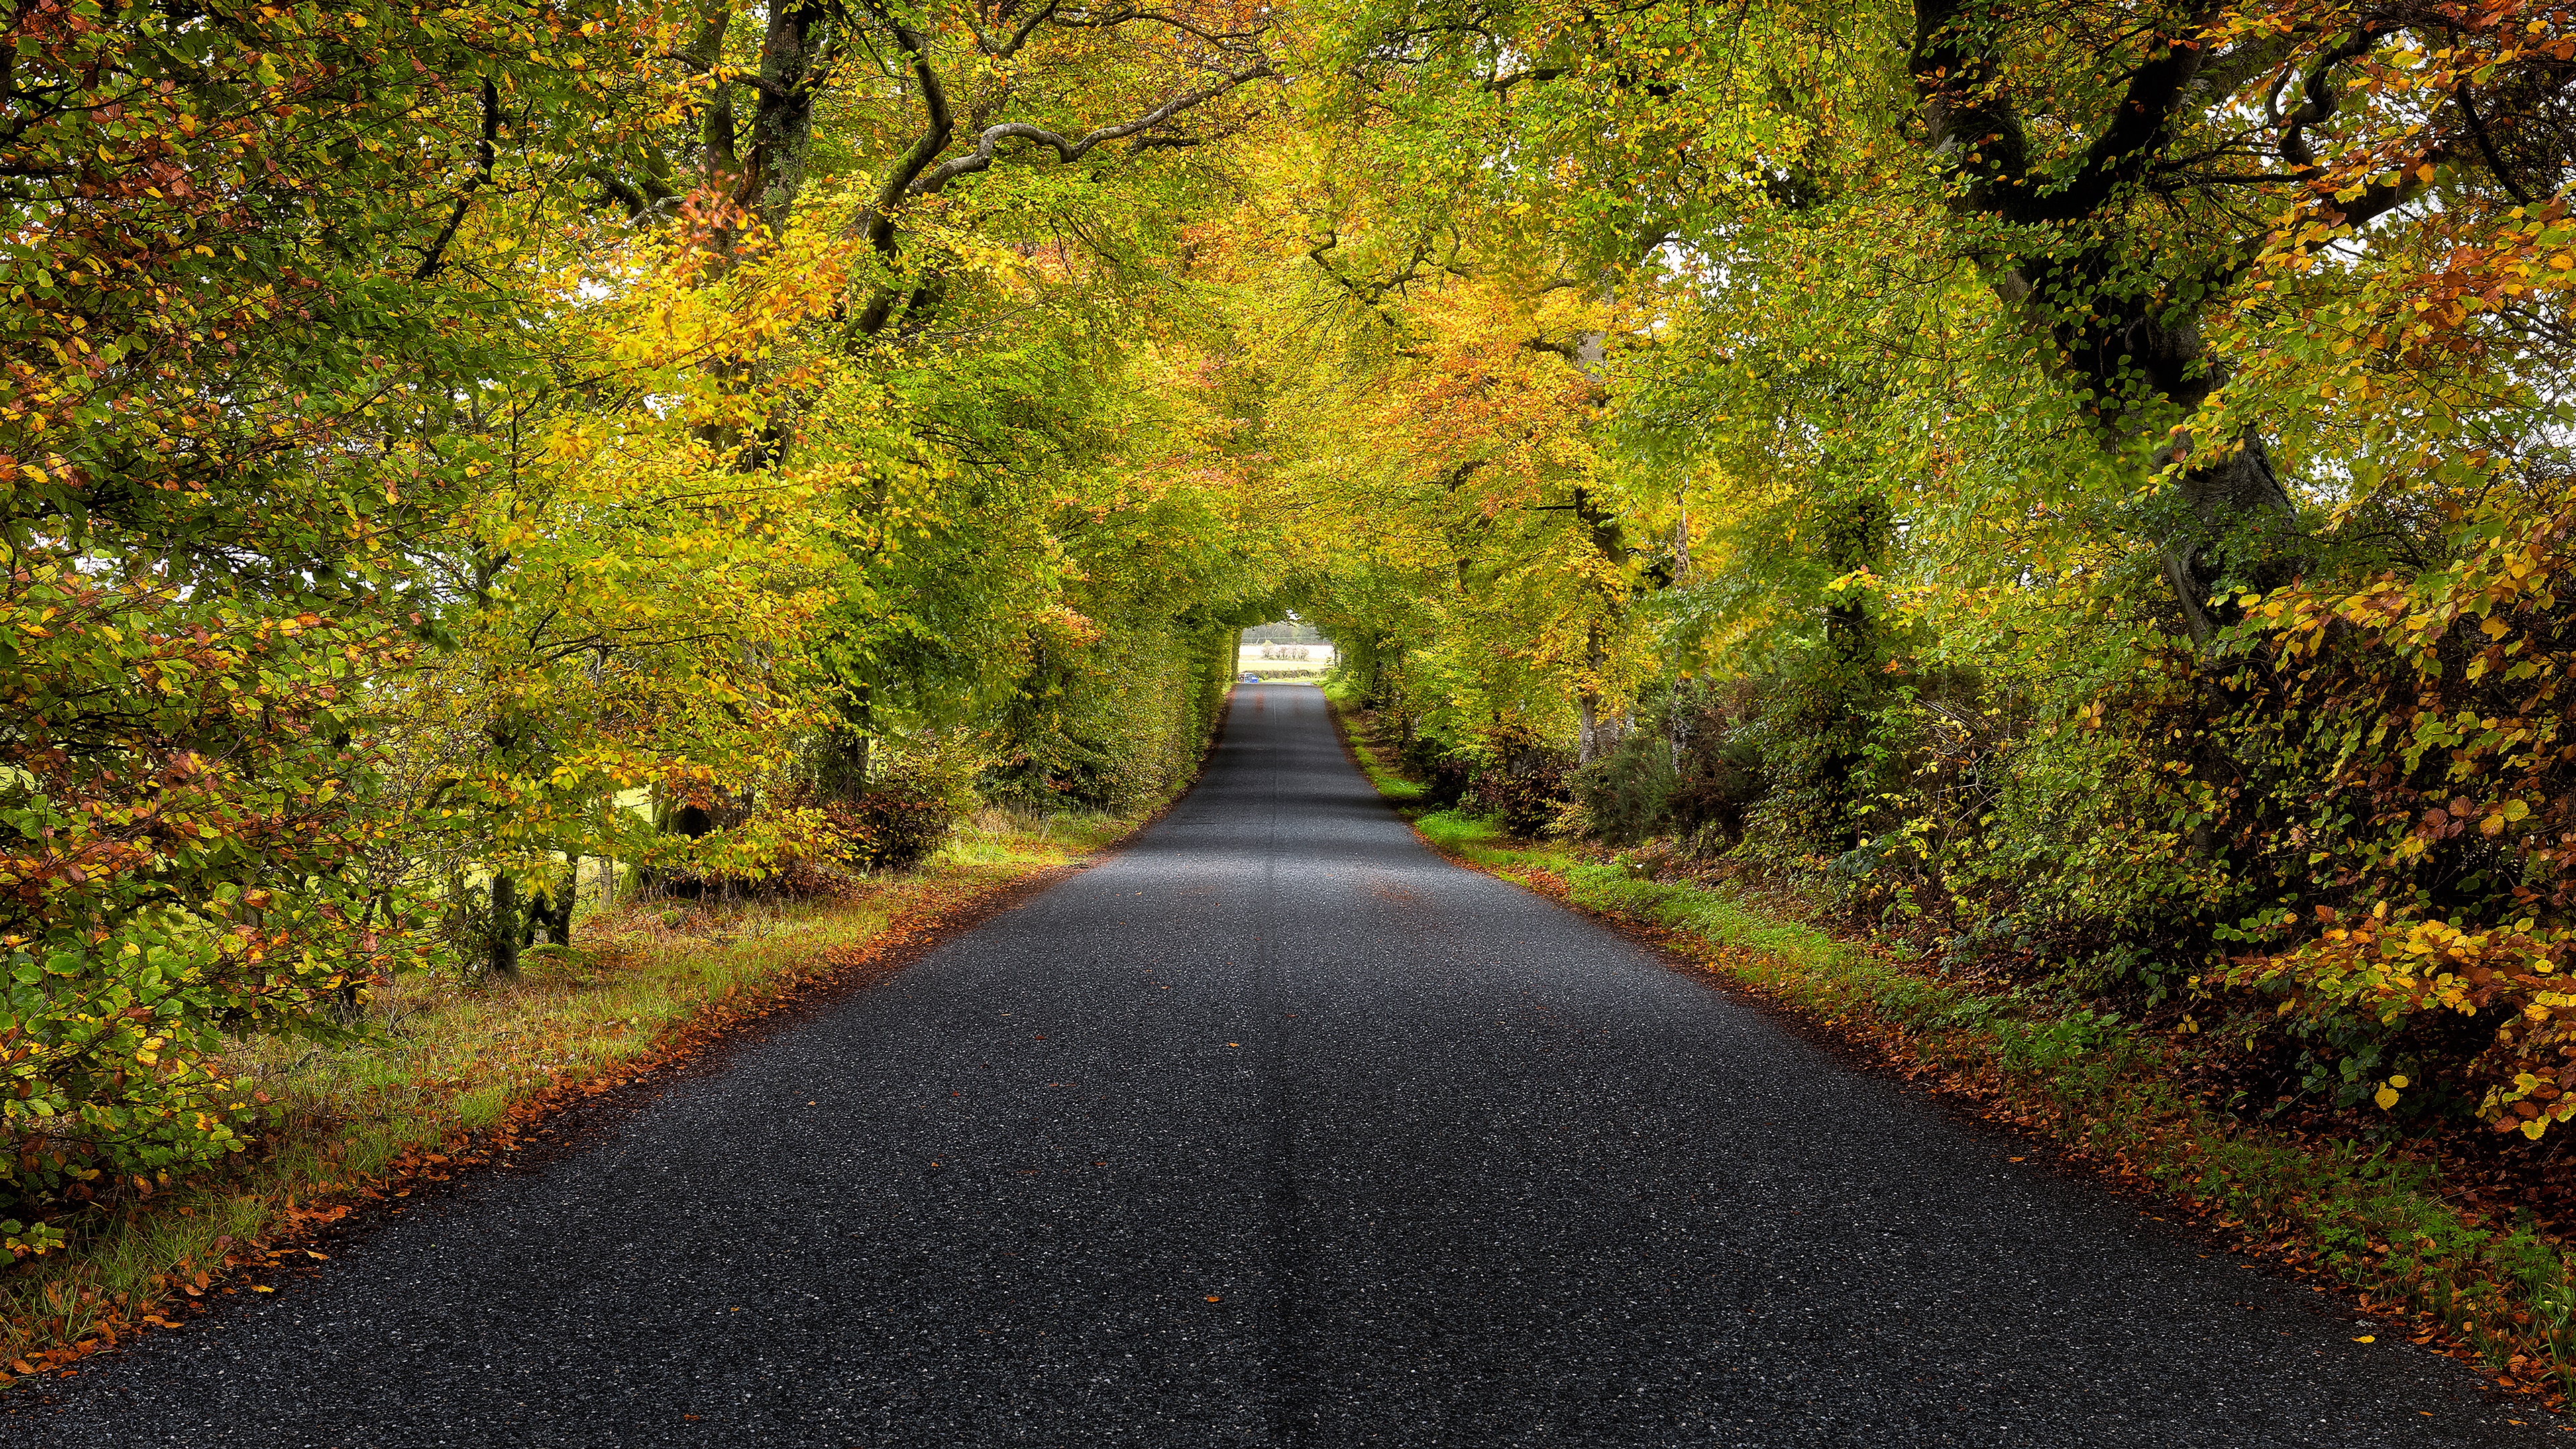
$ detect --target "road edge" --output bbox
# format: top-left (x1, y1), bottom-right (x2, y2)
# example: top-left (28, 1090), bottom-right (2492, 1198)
top-left (0, 686), bottom-right (1245, 1394)
top-left (1320, 693), bottom-right (2573, 1420)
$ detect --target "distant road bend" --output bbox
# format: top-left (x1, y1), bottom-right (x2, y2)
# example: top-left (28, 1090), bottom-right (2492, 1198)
top-left (10, 684), bottom-right (2556, 1446)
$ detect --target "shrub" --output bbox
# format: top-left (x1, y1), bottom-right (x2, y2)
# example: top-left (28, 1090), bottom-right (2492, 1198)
top-left (1572, 680), bottom-right (1768, 849)
top-left (1, 575), bottom-right (400, 1251)
top-left (1400, 737), bottom-right (1474, 808)
top-left (833, 751), bottom-right (977, 870)
top-left (1464, 727), bottom-right (1572, 837)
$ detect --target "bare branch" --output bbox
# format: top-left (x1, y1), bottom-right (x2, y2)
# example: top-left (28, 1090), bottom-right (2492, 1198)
top-left (2277, 28), bottom-right (2381, 170)
top-left (1050, 7), bottom-right (1267, 45)
top-left (844, 7), bottom-right (955, 336)
top-left (959, 0), bottom-right (1065, 58)
top-left (2459, 85), bottom-right (2535, 206)
top-left (909, 58), bottom-right (1277, 195)
top-left (1486, 65), bottom-right (1564, 94)
top-left (413, 76), bottom-right (499, 281)
top-left (1303, 226), bottom-right (1432, 327)
top-left (852, 9), bottom-right (954, 260)
top-left (586, 168), bottom-right (653, 219)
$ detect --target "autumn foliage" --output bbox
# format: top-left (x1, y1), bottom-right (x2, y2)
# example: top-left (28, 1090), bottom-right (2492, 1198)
top-left (1, 0), bottom-right (1285, 1248)
top-left (9, 0), bottom-right (2576, 1260)
top-left (1260, 0), bottom-right (2576, 1160)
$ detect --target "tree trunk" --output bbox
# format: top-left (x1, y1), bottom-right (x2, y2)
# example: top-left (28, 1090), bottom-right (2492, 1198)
top-left (2159, 434), bottom-right (2299, 650)
top-left (519, 857), bottom-right (580, 949)
top-left (818, 677), bottom-right (873, 805)
top-left (749, 0), bottom-right (832, 237)
top-left (1909, 0), bottom-right (2309, 654)
top-left (487, 871), bottom-right (521, 980)
top-left (1578, 617), bottom-right (1611, 764)
top-left (1816, 488), bottom-right (1889, 850)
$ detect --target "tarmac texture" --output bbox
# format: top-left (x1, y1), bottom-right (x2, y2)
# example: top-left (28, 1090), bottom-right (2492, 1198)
top-left (5, 684), bottom-right (2558, 1446)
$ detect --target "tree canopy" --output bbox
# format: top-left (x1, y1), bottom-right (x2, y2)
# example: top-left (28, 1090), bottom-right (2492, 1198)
top-left (5, 0), bottom-right (2574, 1245)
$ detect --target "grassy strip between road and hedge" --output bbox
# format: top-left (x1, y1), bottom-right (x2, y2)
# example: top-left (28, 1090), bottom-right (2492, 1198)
top-left (1330, 699), bottom-right (2576, 1413)
top-left (0, 806), bottom-right (1136, 1388)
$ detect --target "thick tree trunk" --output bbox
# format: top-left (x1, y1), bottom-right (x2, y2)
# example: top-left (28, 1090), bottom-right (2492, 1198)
top-left (1577, 618), bottom-right (1613, 764)
top-left (1570, 489), bottom-right (1628, 765)
top-left (816, 678), bottom-right (873, 804)
top-left (2159, 435), bottom-right (2299, 649)
top-left (1816, 488), bottom-right (1889, 849)
top-left (1909, 0), bottom-right (2310, 655)
top-left (749, 0), bottom-right (832, 236)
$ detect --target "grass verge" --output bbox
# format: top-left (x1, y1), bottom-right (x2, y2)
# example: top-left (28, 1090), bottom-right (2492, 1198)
top-left (0, 805), bottom-right (1136, 1389)
top-left (1330, 700), bottom-right (2576, 1415)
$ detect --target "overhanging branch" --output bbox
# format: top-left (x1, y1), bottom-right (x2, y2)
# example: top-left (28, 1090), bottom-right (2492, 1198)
top-left (413, 76), bottom-right (500, 281)
top-left (908, 58), bottom-right (1277, 195)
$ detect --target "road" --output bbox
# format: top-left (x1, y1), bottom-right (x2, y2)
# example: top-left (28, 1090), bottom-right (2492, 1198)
top-left (8, 683), bottom-right (2556, 1446)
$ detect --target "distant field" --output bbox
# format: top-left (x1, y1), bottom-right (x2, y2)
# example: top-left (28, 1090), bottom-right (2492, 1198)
top-left (1236, 645), bottom-right (1332, 682)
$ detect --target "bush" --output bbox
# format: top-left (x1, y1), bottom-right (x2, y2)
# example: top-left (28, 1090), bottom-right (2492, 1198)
top-left (1464, 727), bottom-right (1572, 837)
top-left (0, 575), bottom-right (400, 1251)
top-left (983, 620), bottom-right (1232, 814)
top-left (1399, 737), bottom-right (1474, 807)
top-left (1573, 680), bottom-right (1769, 849)
top-left (642, 743), bottom-right (980, 900)
top-left (833, 752), bottom-right (977, 870)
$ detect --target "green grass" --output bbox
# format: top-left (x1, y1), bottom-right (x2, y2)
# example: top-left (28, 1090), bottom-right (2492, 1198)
top-left (0, 804), bottom-right (1139, 1383)
top-left (1549, 860), bottom-right (2576, 1388)
top-left (1334, 705), bottom-right (1428, 808)
top-left (1334, 700), bottom-right (2576, 1404)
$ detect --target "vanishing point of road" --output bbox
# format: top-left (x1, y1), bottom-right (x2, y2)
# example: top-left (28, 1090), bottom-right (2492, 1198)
top-left (8, 684), bottom-right (2556, 1446)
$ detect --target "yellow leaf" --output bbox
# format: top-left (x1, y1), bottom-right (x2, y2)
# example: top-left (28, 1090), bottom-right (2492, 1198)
top-left (2374, 1085), bottom-right (2400, 1110)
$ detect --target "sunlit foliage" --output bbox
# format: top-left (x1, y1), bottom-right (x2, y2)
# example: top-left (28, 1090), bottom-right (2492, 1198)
top-left (1275, 0), bottom-right (2576, 1142)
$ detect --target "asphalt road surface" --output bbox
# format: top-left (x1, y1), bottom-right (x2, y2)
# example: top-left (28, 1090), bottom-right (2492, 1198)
top-left (9, 683), bottom-right (2561, 1447)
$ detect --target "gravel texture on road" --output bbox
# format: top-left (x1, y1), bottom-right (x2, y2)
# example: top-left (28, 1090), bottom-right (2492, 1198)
top-left (7, 684), bottom-right (2559, 1447)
